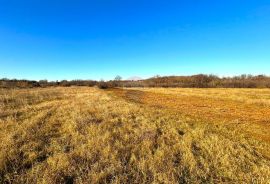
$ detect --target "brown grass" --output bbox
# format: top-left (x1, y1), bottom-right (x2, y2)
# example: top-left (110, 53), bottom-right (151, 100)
top-left (0, 87), bottom-right (269, 183)
top-left (110, 88), bottom-right (270, 144)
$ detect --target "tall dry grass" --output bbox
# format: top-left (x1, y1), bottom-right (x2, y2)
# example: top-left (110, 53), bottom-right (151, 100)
top-left (0, 87), bottom-right (269, 183)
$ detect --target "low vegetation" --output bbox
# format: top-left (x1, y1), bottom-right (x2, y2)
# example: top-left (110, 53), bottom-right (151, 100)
top-left (1, 74), bottom-right (270, 89)
top-left (117, 74), bottom-right (270, 88)
top-left (0, 87), bottom-right (269, 183)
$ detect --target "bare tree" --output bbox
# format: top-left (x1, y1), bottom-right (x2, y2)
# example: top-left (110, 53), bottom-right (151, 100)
top-left (115, 75), bottom-right (122, 81)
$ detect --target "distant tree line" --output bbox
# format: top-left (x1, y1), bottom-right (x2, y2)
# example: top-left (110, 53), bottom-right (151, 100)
top-left (1, 74), bottom-right (270, 89)
top-left (116, 74), bottom-right (270, 88)
top-left (0, 79), bottom-right (97, 88)
top-left (103, 74), bottom-right (270, 88)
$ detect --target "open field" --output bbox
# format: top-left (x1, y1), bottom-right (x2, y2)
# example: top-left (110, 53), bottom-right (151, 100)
top-left (111, 88), bottom-right (270, 144)
top-left (0, 87), bottom-right (270, 183)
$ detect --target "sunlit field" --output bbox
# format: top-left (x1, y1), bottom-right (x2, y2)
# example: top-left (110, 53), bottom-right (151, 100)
top-left (113, 88), bottom-right (270, 144)
top-left (0, 87), bottom-right (270, 183)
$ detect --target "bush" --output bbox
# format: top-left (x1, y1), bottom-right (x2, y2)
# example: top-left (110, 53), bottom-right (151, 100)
top-left (97, 81), bottom-right (110, 89)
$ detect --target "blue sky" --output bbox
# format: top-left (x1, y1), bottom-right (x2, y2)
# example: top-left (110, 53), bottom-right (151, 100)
top-left (0, 0), bottom-right (270, 80)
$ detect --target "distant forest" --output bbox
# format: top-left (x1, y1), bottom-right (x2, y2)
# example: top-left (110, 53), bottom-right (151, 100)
top-left (1, 74), bottom-right (270, 89)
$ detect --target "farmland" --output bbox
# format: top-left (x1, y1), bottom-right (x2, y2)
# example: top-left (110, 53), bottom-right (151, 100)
top-left (0, 87), bottom-right (270, 183)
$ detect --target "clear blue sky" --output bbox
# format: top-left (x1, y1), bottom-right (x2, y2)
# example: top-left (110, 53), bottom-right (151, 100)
top-left (0, 0), bottom-right (270, 81)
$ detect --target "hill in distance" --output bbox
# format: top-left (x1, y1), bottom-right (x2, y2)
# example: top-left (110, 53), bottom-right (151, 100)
top-left (127, 76), bottom-right (143, 81)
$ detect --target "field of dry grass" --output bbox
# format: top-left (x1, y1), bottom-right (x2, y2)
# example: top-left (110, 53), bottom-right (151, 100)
top-left (112, 88), bottom-right (270, 144)
top-left (0, 87), bottom-right (270, 183)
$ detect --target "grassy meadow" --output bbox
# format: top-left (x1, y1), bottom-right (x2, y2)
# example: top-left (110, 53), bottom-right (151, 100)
top-left (0, 87), bottom-right (270, 183)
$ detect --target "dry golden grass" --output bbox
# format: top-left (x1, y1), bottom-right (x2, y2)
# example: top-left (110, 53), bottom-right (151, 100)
top-left (112, 88), bottom-right (270, 144)
top-left (0, 87), bottom-right (270, 183)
